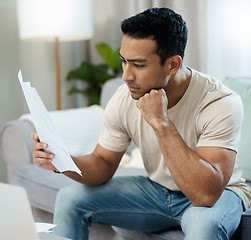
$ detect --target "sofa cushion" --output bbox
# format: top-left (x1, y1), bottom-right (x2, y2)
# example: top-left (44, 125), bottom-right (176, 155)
top-left (12, 164), bottom-right (75, 213)
top-left (224, 77), bottom-right (251, 180)
top-left (112, 227), bottom-right (184, 240)
top-left (20, 105), bottom-right (104, 157)
top-left (241, 208), bottom-right (251, 239)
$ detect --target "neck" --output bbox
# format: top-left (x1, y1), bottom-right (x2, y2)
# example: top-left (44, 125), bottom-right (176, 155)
top-left (165, 66), bottom-right (192, 109)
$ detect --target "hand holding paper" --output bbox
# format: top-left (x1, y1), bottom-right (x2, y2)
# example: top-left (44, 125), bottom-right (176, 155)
top-left (18, 70), bottom-right (82, 176)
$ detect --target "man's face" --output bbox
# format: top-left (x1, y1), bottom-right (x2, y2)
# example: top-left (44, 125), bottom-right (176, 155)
top-left (119, 35), bottom-right (170, 100)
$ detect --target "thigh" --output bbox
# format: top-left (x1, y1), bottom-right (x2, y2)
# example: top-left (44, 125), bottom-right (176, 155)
top-left (56, 176), bottom-right (180, 232)
top-left (181, 189), bottom-right (244, 240)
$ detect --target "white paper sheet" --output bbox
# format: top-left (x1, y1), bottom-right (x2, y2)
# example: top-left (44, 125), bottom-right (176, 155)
top-left (35, 222), bottom-right (57, 233)
top-left (18, 70), bottom-right (82, 176)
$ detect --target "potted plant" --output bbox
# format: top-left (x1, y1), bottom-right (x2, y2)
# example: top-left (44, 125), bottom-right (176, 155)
top-left (66, 43), bottom-right (122, 105)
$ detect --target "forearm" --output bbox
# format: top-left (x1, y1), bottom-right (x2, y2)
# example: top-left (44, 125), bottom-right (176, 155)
top-left (32, 133), bottom-right (123, 185)
top-left (63, 153), bottom-right (120, 185)
top-left (153, 120), bottom-right (225, 206)
top-left (136, 89), bottom-right (234, 206)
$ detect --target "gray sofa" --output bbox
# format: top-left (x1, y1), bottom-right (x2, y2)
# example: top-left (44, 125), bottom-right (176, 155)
top-left (1, 77), bottom-right (251, 240)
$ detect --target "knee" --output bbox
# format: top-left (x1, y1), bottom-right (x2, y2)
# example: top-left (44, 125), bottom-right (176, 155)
top-left (55, 183), bottom-right (104, 212)
top-left (53, 183), bottom-right (92, 238)
top-left (55, 183), bottom-right (90, 214)
top-left (181, 207), bottom-right (223, 239)
top-left (56, 184), bottom-right (78, 207)
top-left (54, 185), bottom-right (75, 219)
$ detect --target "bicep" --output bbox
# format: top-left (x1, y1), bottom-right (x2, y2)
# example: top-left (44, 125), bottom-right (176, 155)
top-left (196, 146), bottom-right (236, 185)
top-left (92, 143), bottom-right (125, 169)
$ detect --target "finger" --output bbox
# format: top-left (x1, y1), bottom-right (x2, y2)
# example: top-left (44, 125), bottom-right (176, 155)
top-left (33, 150), bottom-right (54, 160)
top-left (33, 158), bottom-right (56, 170)
top-left (31, 132), bottom-right (40, 142)
top-left (160, 88), bottom-right (166, 94)
top-left (33, 142), bottom-right (48, 151)
top-left (149, 89), bottom-right (158, 94)
top-left (160, 89), bottom-right (168, 101)
top-left (33, 157), bottom-right (52, 165)
top-left (150, 89), bottom-right (161, 95)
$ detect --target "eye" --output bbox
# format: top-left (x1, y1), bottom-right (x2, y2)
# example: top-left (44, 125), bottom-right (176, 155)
top-left (120, 58), bottom-right (126, 64)
top-left (134, 63), bottom-right (145, 68)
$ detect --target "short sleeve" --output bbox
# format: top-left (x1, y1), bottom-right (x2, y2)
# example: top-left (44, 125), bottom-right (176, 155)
top-left (98, 86), bottom-right (131, 152)
top-left (196, 93), bottom-right (243, 152)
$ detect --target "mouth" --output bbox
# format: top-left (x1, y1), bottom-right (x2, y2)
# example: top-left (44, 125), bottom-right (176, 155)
top-left (127, 84), bottom-right (140, 92)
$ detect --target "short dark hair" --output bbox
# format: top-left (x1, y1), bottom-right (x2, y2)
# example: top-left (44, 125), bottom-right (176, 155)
top-left (121, 8), bottom-right (188, 65)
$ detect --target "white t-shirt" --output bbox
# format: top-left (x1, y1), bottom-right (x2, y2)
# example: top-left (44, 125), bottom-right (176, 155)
top-left (98, 67), bottom-right (251, 209)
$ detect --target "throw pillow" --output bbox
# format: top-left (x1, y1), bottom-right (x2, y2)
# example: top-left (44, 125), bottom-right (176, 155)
top-left (224, 77), bottom-right (251, 180)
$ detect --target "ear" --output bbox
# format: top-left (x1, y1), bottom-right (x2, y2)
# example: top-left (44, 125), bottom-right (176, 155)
top-left (165, 55), bottom-right (182, 75)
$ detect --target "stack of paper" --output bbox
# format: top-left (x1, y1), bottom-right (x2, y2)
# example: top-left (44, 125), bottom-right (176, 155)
top-left (18, 70), bottom-right (82, 176)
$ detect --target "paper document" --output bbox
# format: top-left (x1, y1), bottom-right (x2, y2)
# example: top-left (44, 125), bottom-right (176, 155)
top-left (18, 70), bottom-right (82, 176)
top-left (35, 222), bottom-right (57, 233)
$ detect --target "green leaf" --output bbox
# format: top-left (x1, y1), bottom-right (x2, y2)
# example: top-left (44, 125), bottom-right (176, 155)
top-left (113, 48), bottom-right (122, 74)
top-left (96, 43), bottom-right (117, 70)
top-left (66, 62), bottom-right (94, 81)
top-left (66, 42), bottom-right (123, 105)
top-left (67, 87), bottom-right (84, 95)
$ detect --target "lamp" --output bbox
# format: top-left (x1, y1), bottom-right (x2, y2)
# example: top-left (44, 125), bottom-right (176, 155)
top-left (17, 0), bottom-right (93, 110)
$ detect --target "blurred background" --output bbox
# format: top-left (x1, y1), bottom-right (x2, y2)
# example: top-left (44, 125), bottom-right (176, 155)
top-left (1, 0), bottom-right (251, 182)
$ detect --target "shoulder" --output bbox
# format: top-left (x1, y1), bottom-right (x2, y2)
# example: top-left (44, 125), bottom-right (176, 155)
top-left (198, 92), bottom-right (243, 129)
top-left (194, 76), bottom-right (243, 151)
top-left (189, 68), bottom-right (243, 112)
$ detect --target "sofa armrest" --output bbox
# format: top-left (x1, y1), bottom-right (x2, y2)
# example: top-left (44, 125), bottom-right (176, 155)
top-left (100, 77), bottom-right (124, 108)
top-left (0, 119), bottom-right (35, 183)
top-left (240, 208), bottom-right (251, 240)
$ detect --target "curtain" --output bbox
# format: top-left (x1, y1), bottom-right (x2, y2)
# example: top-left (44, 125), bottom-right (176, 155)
top-left (206, 0), bottom-right (251, 81)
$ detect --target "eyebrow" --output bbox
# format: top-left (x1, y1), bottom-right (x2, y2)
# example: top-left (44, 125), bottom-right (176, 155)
top-left (119, 52), bottom-right (147, 63)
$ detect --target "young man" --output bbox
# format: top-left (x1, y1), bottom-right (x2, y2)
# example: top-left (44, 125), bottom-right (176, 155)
top-left (32, 7), bottom-right (251, 240)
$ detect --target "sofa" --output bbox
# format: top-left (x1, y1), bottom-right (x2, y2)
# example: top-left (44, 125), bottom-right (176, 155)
top-left (1, 77), bottom-right (251, 240)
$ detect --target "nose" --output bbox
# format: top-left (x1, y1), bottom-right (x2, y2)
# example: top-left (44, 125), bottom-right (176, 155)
top-left (122, 64), bottom-right (135, 82)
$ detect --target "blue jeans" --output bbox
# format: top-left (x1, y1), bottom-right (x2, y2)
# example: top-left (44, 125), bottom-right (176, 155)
top-left (53, 176), bottom-right (243, 240)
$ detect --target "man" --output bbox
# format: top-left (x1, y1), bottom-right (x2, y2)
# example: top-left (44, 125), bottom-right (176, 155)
top-left (32, 7), bottom-right (251, 240)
